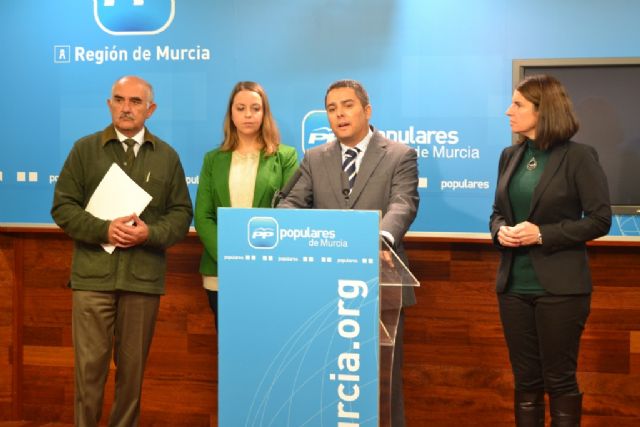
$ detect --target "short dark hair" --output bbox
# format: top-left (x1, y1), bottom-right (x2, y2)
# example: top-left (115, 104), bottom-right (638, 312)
top-left (324, 79), bottom-right (370, 108)
top-left (515, 74), bottom-right (579, 150)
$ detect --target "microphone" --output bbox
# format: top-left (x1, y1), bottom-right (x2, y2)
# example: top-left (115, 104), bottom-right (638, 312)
top-left (342, 188), bottom-right (351, 206)
top-left (271, 168), bottom-right (303, 208)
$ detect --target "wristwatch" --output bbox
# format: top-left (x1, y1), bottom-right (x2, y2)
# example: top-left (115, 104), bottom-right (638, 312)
top-left (537, 232), bottom-right (543, 245)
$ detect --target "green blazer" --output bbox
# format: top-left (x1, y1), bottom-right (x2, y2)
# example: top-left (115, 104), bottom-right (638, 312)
top-left (194, 144), bottom-right (298, 276)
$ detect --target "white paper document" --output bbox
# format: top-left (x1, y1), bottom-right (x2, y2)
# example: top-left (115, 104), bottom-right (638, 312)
top-left (85, 163), bottom-right (153, 254)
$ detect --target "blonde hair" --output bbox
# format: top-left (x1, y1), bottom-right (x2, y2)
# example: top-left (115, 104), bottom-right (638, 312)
top-left (220, 81), bottom-right (280, 155)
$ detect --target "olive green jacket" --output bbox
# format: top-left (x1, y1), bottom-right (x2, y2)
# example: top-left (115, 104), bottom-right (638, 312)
top-left (51, 125), bottom-right (193, 294)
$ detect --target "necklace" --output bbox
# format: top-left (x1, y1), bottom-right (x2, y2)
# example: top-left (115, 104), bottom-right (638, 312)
top-left (526, 156), bottom-right (537, 171)
top-left (525, 144), bottom-right (538, 171)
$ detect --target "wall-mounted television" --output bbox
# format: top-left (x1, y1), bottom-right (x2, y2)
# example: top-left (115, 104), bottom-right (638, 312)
top-left (513, 58), bottom-right (640, 215)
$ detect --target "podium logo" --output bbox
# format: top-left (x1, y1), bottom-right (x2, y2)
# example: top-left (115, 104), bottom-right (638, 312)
top-left (248, 217), bottom-right (279, 249)
top-left (301, 110), bottom-right (334, 153)
top-left (94, 0), bottom-right (175, 36)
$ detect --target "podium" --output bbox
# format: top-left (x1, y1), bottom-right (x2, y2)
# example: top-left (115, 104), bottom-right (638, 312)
top-left (378, 239), bottom-right (420, 426)
top-left (218, 208), bottom-right (419, 426)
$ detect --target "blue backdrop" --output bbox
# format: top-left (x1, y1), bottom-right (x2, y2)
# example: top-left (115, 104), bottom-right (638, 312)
top-left (1, 1), bottom-right (638, 236)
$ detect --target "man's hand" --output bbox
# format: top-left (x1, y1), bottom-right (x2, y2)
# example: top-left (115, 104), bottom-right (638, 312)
top-left (380, 236), bottom-right (395, 269)
top-left (108, 213), bottom-right (149, 248)
top-left (380, 248), bottom-right (395, 269)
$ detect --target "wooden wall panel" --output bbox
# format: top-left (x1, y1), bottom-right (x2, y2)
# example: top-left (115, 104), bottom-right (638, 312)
top-left (404, 242), bottom-right (513, 426)
top-left (0, 235), bottom-right (15, 419)
top-left (403, 241), bottom-right (640, 426)
top-left (15, 235), bottom-right (218, 426)
top-left (1, 232), bottom-right (639, 426)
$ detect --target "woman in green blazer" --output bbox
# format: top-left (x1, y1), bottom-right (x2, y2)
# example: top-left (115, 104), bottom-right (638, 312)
top-left (195, 81), bottom-right (298, 328)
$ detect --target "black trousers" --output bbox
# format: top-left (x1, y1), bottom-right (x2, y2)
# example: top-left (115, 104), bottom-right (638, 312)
top-left (498, 292), bottom-right (590, 397)
top-left (391, 309), bottom-right (406, 427)
top-left (206, 289), bottom-right (218, 329)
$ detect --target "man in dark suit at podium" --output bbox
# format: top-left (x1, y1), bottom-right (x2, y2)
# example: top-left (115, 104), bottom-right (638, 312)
top-left (278, 79), bottom-right (419, 427)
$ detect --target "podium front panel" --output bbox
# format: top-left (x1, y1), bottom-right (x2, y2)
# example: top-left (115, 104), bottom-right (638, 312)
top-left (219, 208), bottom-right (380, 426)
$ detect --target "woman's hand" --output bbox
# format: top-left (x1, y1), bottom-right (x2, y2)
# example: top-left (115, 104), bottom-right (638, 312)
top-left (498, 225), bottom-right (521, 247)
top-left (498, 221), bottom-right (541, 247)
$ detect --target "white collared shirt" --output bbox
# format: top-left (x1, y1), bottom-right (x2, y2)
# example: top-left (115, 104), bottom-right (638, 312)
top-left (114, 128), bottom-right (145, 157)
top-left (339, 128), bottom-right (373, 174)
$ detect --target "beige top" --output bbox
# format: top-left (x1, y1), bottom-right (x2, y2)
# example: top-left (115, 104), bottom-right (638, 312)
top-left (202, 150), bottom-right (260, 291)
top-left (229, 150), bottom-right (260, 208)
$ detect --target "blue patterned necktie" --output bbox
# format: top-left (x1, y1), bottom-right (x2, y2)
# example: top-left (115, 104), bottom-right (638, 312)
top-left (342, 148), bottom-right (359, 189)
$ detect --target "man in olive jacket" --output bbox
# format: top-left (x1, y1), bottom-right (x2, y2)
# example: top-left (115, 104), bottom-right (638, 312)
top-left (51, 76), bottom-right (192, 427)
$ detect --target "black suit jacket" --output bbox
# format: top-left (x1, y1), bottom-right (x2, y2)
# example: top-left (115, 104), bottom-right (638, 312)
top-left (490, 140), bottom-right (611, 295)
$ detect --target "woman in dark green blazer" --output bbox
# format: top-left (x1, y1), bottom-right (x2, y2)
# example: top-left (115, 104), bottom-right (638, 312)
top-left (194, 82), bottom-right (298, 328)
